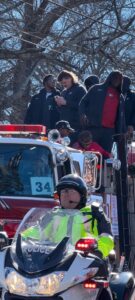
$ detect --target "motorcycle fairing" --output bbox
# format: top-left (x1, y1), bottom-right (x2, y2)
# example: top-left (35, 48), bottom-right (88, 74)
top-left (12, 235), bottom-right (70, 274)
top-left (4, 247), bottom-right (77, 278)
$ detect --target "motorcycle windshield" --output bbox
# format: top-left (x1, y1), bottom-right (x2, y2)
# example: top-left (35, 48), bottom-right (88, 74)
top-left (11, 208), bottom-right (91, 274)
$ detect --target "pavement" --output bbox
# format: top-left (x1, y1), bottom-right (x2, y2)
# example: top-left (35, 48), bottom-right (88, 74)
top-left (131, 290), bottom-right (135, 300)
top-left (0, 290), bottom-right (135, 299)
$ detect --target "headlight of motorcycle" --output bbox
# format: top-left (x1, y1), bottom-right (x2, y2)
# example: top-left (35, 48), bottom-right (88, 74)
top-left (5, 268), bottom-right (65, 296)
top-left (37, 272), bottom-right (65, 295)
top-left (6, 269), bottom-right (27, 294)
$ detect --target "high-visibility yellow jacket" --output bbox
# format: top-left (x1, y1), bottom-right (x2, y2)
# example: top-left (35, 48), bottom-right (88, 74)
top-left (23, 206), bottom-right (114, 258)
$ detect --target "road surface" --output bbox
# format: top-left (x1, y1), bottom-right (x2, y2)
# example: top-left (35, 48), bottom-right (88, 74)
top-left (131, 290), bottom-right (135, 300)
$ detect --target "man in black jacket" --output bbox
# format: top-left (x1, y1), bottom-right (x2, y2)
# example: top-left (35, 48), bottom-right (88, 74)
top-left (122, 76), bottom-right (135, 132)
top-left (79, 71), bottom-right (125, 152)
top-left (55, 70), bottom-right (86, 131)
top-left (84, 75), bottom-right (99, 91)
top-left (24, 75), bottom-right (60, 130)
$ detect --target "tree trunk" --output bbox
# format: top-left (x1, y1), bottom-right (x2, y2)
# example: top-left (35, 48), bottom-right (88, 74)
top-left (12, 0), bottom-right (36, 123)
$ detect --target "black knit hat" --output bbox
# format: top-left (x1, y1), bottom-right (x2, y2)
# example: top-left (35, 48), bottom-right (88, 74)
top-left (84, 75), bottom-right (99, 90)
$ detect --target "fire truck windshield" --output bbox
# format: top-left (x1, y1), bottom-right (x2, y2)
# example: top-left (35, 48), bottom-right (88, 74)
top-left (0, 144), bottom-right (54, 198)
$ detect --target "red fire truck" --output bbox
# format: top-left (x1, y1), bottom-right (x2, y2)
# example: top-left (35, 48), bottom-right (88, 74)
top-left (0, 124), bottom-right (100, 240)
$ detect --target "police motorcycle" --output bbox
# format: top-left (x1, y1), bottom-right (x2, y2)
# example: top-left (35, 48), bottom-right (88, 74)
top-left (0, 207), bottom-right (113, 300)
top-left (0, 208), bottom-right (134, 300)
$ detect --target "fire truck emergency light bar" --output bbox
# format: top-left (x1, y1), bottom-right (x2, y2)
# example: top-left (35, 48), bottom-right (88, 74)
top-left (0, 124), bottom-right (46, 135)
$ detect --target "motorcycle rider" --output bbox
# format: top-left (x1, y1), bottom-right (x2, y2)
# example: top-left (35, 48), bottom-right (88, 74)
top-left (55, 174), bottom-right (114, 258)
top-left (23, 174), bottom-right (114, 258)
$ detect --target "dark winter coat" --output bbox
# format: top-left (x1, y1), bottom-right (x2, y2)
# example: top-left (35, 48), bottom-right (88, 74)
top-left (122, 76), bottom-right (135, 129)
top-left (59, 83), bottom-right (86, 130)
top-left (79, 71), bottom-right (126, 134)
top-left (24, 88), bottom-right (60, 129)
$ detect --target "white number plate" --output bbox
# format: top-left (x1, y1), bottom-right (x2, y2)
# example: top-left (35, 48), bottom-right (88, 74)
top-left (30, 177), bottom-right (53, 195)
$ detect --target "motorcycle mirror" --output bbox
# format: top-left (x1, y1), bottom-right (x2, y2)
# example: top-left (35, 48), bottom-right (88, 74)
top-left (0, 231), bottom-right (9, 250)
top-left (75, 238), bottom-right (98, 253)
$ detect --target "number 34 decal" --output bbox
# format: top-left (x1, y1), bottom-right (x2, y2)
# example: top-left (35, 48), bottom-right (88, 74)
top-left (30, 177), bottom-right (53, 195)
top-left (35, 182), bottom-right (51, 193)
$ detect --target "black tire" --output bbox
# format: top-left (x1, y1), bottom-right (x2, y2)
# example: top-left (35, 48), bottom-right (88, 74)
top-left (99, 289), bottom-right (113, 300)
top-left (123, 289), bottom-right (134, 300)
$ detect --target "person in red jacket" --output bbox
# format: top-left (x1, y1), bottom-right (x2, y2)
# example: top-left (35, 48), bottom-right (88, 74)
top-left (79, 71), bottom-right (125, 153)
top-left (73, 130), bottom-right (111, 158)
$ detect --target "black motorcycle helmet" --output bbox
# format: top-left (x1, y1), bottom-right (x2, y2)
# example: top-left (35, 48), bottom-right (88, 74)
top-left (56, 174), bottom-right (88, 209)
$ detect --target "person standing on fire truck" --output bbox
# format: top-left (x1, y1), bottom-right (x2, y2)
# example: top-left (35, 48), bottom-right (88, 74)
top-left (55, 70), bottom-right (86, 131)
top-left (24, 74), bottom-right (60, 130)
top-left (84, 75), bottom-right (99, 91)
top-left (79, 71), bottom-right (125, 152)
top-left (73, 130), bottom-right (111, 159)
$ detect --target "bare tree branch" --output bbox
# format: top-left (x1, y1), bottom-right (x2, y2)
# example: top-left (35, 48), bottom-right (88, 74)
top-left (0, 47), bottom-right (45, 59)
top-left (0, 1), bottom-right (24, 15)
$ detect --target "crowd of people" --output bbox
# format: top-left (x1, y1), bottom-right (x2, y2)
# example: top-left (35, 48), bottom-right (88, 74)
top-left (24, 69), bottom-right (135, 155)
top-left (23, 70), bottom-right (135, 263)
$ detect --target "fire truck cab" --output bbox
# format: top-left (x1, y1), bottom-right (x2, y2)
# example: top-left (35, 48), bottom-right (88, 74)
top-left (0, 125), bottom-right (101, 239)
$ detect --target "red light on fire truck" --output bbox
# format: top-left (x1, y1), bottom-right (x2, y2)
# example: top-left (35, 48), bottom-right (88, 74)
top-left (0, 124), bottom-right (46, 135)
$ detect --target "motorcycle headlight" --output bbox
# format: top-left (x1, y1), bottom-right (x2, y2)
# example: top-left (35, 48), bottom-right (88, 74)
top-left (5, 268), bottom-right (65, 296)
top-left (37, 272), bottom-right (65, 295)
top-left (6, 270), bottom-right (27, 294)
